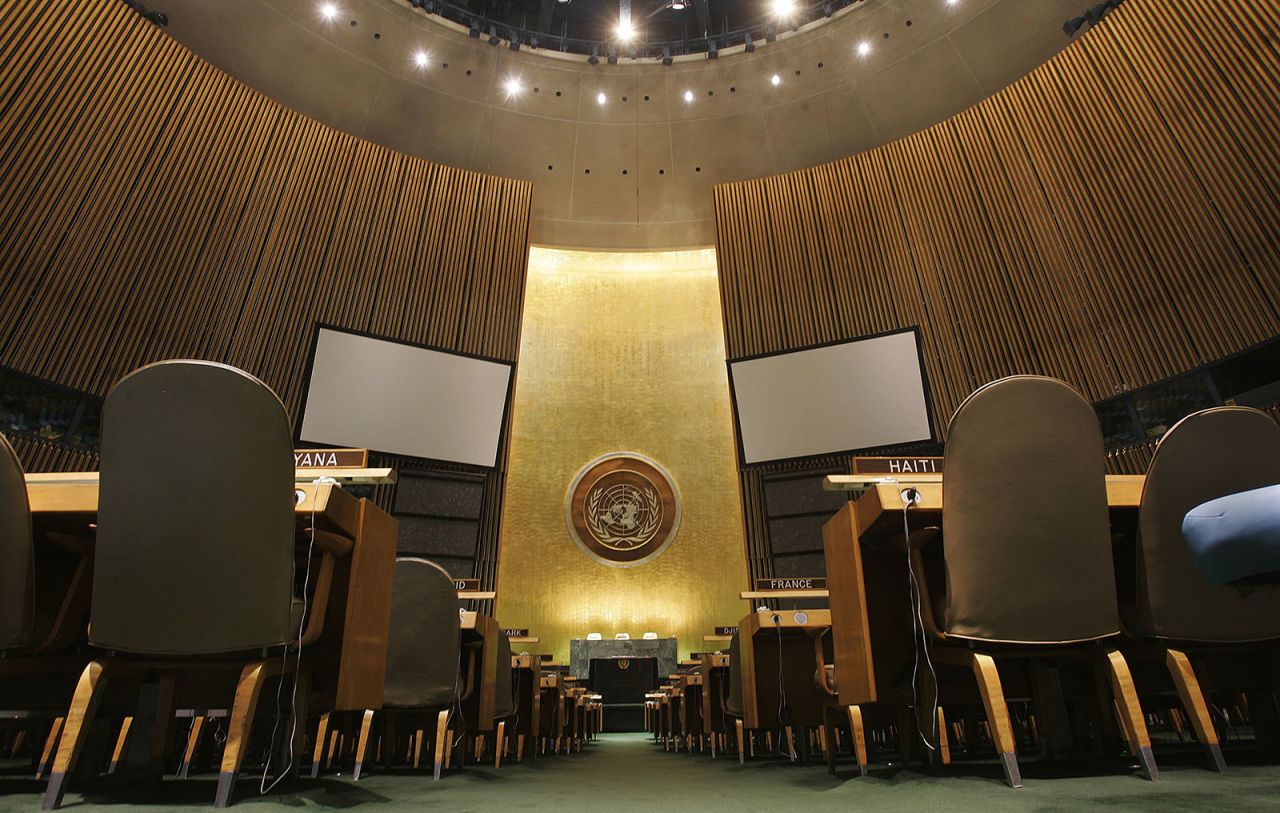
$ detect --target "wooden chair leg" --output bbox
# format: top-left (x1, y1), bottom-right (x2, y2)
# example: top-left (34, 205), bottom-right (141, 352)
top-left (310, 713), bottom-right (331, 779)
top-left (42, 661), bottom-right (109, 811)
top-left (108, 717), bottom-right (133, 774)
top-left (969, 652), bottom-right (1022, 788)
top-left (1165, 649), bottom-right (1226, 773)
top-left (494, 721), bottom-right (506, 769)
top-left (433, 711), bottom-right (449, 781)
top-left (36, 717), bottom-right (64, 780)
top-left (443, 729), bottom-right (455, 771)
top-left (517, 734), bottom-right (526, 763)
top-left (215, 659), bottom-right (288, 808)
top-left (352, 710), bottom-right (375, 781)
top-left (179, 716), bottom-right (206, 779)
top-left (1104, 649), bottom-right (1158, 781)
top-left (937, 707), bottom-right (952, 766)
top-left (847, 706), bottom-right (868, 777)
top-left (735, 719), bottom-right (745, 765)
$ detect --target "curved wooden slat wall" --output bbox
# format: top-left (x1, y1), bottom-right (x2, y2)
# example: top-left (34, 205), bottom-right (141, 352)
top-left (715, 0), bottom-right (1279, 416)
top-left (0, 0), bottom-right (532, 593)
top-left (714, 0), bottom-right (1280, 578)
top-left (0, 0), bottom-right (532, 414)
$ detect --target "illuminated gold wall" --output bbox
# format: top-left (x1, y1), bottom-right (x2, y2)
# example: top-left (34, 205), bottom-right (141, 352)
top-left (496, 247), bottom-right (749, 661)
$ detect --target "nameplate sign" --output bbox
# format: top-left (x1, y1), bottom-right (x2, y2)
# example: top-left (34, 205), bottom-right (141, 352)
top-left (294, 448), bottom-right (369, 468)
top-left (753, 577), bottom-right (827, 591)
top-left (853, 456), bottom-right (942, 475)
top-left (454, 579), bottom-right (481, 591)
top-left (504, 628), bottom-right (530, 638)
top-left (713, 626), bottom-right (738, 636)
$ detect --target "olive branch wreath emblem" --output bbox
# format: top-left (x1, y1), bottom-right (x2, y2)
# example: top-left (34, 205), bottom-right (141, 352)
top-left (586, 482), bottom-right (661, 549)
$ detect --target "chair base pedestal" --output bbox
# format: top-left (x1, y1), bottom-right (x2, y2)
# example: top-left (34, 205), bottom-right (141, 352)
top-left (999, 752), bottom-right (1023, 789)
top-left (1136, 745), bottom-right (1159, 781)
top-left (40, 772), bottom-right (68, 810)
top-left (1206, 742), bottom-right (1226, 774)
top-left (214, 771), bottom-right (236, 808)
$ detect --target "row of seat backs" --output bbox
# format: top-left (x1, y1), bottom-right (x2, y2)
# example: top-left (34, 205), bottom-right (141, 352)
top-left (1, 360), bottom-right (297, 655)
top-left (942, 375), bottom-right (1280, 645)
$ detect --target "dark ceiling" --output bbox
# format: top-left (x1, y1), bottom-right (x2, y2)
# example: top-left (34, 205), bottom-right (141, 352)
top-left (411, 0), bottom-right (866, 58)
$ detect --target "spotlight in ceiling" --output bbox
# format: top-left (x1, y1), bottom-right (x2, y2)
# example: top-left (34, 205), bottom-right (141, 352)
top-left (617, 19), bottom-right (636, 41)
top-left (744, 33), bottom-right (755, 53)
top-left (413, 50), bottom-right (429, 68)
top-left (661, 46), bottom-right (673, 66)
top-left (771, 0), bottom-right (798, 17)
top-left (683, 89), bottom-right (694, 102)
top-left (488, 25), bottom-right (501, 46)
top-left (856, 40), bottom-right (871, 56)
top-left (607, 45), bottom-right (619, 64)
top-left (597, 92), bottom-right (607, 105)
top-left (509, 31), bottom-right (521, 51)
top-left (504, 77), bottom-right (523, 97)
top-left (557, 0), bottom-right (570, 4)
top-left (770, 73), bottom-right (781, 86)
top-left (588, 45), bottom-right (600, 65)
top-left (468, 17), bottom-right (480, 37)
top-left (667, 0), bottom-right (687, 9)
top-left (319, 2), bottom-right (339, 20)
top-left (707, 38), bottom-right (718, 59)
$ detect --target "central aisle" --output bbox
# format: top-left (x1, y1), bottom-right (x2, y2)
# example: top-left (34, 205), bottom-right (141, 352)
top-left (10, 734), bottom-right (1280, 812)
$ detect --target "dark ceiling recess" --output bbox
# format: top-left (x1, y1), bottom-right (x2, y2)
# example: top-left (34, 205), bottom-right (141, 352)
top-left (409, 0), bottom-right (869, 61)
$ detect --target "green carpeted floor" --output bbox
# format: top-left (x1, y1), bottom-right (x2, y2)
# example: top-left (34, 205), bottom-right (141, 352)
top-left (4, 733), bottom-right (1280, 812)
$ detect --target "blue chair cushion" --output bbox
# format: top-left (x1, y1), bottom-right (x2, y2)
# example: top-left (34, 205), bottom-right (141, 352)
top-left (1183, 483), bottom-right (1280, 585)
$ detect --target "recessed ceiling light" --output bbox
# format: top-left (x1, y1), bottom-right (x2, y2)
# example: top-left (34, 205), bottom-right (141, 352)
top-left (504, 77), bottom-right (523, 96)
top-left (771, 0), bottom-right (798, 17)
top-left (319, 2), bottom-right (339, 20)
top-left (617, 19), bottom-right (635, 41)
top-left (413, 50), bottom-right (429, 68)
top-left (683, 89), bottom-right (694, 102)
top-left (597, 92), bottom-right (607, 105)
top-left (770, 74), bottom-right (781, 86)
top-left (857, 40), bottom-right (872, 56)
top-left (669, 0), bottom-right (687, 9)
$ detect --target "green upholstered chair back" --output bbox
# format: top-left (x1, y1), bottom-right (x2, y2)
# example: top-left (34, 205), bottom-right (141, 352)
top-left (0, 432), bottom-right (34, 649)
top-left (725, 632), bottom-right (742, 717)
top-left (383, 557), bottom-right (462, 708)
top-left (90, 361), bottom-right (295, 654)
top-left (1134, 407), bottom-right (1280, 642)
top-left (494, 632), bottom-right (515, 719)
top-left (942, 375), bottom-right (1119, 644)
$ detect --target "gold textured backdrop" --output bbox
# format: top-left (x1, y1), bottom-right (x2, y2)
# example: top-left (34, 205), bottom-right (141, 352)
top-left (495, 247), bottom-right (749, 661)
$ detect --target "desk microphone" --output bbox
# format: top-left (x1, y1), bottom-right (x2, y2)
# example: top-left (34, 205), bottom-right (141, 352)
top-left (901, 487), bottom-right (921, 507)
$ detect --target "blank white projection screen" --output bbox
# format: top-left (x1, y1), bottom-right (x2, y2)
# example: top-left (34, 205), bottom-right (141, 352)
top-left (730, 331), bottom-right (932, 464)
top-left (300, 329), bottom-right (511, 467)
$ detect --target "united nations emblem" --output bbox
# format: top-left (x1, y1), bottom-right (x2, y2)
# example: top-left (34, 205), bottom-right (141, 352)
top-left (566, 452), bottom-right (680, 568)
top-left (618, 659), bottom-right (630, 670)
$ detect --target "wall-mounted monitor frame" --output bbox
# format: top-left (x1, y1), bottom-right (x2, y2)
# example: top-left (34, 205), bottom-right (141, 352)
top-left (726, 326), bottom-right (936, 467)
top-left (297, 324), bottom-right (515, 469)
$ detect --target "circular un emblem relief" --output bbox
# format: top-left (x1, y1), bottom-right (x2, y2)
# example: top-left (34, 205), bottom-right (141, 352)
top-left (566, 452), bottom-right (681, 568)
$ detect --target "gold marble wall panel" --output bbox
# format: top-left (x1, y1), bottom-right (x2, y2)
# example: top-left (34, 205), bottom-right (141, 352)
top-left (495, 247), bottom-right (749, 661)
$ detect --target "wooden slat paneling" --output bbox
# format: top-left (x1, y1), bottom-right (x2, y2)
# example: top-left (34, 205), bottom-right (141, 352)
top-left (0, 0), bottom-right (533, 593)
top-left (714, 0), bottom-right (1280, 580)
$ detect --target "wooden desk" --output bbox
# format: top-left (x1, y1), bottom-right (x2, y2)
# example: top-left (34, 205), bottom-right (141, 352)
top-left (458, 591), bottom-right (496, 601)
top-left (822, 474), bottom-right (1145, 707)
top-left (25, 468), bottom-right (397, 485)
top-left (458, 611), bottom-right (502, 731)
top-left (739, 589), bottom-right (829, 601)
top-left (510, 654), bottom-right (542, 755)
top-left (738, 609), bottom-right (832, 730)
top-left (23, 477), bottom-right (398, 711)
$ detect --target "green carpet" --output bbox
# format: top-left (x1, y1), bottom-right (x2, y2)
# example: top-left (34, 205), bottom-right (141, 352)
top-left (5, 734), bottom-right (1280, 811)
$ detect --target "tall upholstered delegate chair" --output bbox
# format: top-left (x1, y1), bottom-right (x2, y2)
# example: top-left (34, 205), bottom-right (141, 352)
top-left (907, 376), bottom-right (1155, 787)
top-left (0, 431), bottom-right (34, 652)
top-left (0, 432), bottom-right (94, 776)
top-left (1127, 406), bottom-right (1280, 769)
top-left (351, 557), bottom-right (464, 780)
top-left (41, 361), bottom-right (329, 810)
